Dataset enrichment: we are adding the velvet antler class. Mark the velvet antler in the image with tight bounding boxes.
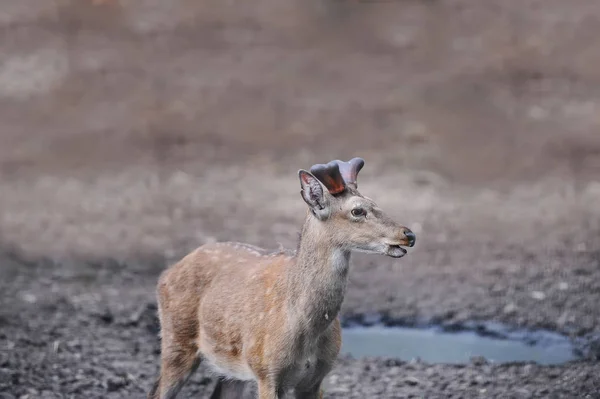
[336,157,364,188]
[309,157,365,195]
[310,161,346,195]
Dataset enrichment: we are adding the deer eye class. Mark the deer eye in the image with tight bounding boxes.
[351,208,366,217]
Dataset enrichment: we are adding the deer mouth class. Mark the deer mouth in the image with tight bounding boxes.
[386,244,408,258]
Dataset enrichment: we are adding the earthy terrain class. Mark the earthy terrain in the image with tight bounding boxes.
[1,0,600,398]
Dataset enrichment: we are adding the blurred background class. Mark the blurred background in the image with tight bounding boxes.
[1,0,600,398]
[1,0,600,258]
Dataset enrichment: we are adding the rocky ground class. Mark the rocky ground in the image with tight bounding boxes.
[1,243,600,399]
[2,0,600,398]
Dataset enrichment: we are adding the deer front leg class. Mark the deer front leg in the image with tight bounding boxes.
[148,326,201,399]
[257,379,280,399]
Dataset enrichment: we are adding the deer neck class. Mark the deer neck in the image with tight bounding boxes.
[286,213,351,336]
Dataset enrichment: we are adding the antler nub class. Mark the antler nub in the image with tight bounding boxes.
[310,161,346,195]
[310,157,365,195]
[336,157,365,187]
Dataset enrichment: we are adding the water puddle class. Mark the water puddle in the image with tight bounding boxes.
[341,323,580,365]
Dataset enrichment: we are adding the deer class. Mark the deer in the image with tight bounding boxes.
[148,157,416,399]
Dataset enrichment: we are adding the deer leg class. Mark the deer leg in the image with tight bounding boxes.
[147,377,160,399]
[210,378,256,399]
[208,378,224,399]
[257,379,280,399]
[294,384,323,399]
[152,343,201,399]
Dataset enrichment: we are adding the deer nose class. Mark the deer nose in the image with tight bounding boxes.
[403,229,416,247]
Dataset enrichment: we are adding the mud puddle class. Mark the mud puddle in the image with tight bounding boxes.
[341,322,581,365]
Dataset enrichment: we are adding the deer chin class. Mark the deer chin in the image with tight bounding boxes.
[352,244,408,258]
[385,244,408,258]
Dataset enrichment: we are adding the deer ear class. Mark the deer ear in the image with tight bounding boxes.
[298,170,330,219]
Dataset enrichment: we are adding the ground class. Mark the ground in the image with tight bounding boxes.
[1,0,600,398]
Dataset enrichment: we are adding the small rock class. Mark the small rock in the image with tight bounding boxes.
[530,291,546,300]
[557,311,570,327]
[558,282,569,291]
[105,377,126,392]
[96,309,114,324]
[490,284,504,295]
[470,356,488,366]
[21,294,37,304]
[405,376,420,386]
[475,375,489,386]
[503,302,517,315]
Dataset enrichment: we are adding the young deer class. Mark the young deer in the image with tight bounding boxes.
[148,158,416,399]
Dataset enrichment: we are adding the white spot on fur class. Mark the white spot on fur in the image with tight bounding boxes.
[222,242,264,256]
[265,287,272,295]
[325,313,329,320]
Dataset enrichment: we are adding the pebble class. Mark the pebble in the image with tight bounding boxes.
[405,376,420,386]
[470,356,488,366]
[558,282,569,291]
[530,291,546,300]
[21,294,37,304]
[105,377,127,392]
[503,302,518,314]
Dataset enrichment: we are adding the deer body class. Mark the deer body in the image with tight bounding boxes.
[149,158,416,399]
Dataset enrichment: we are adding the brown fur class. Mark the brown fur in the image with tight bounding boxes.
[148,159,415,399]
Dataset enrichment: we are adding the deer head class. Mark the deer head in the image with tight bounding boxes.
[298,157,416,258]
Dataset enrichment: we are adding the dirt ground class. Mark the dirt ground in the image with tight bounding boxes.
[1,0,600,398]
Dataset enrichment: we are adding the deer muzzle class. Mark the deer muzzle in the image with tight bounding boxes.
[403,229,416,247]
[385,227,416,258]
